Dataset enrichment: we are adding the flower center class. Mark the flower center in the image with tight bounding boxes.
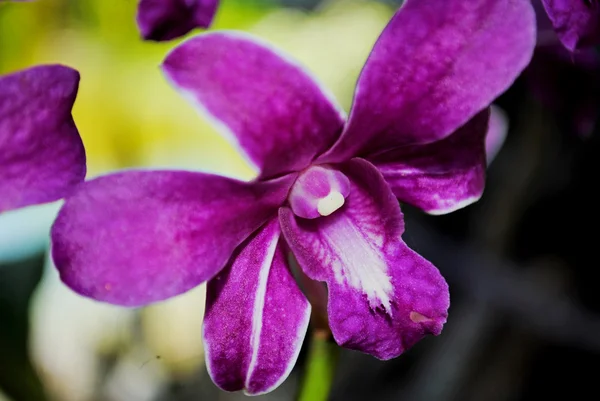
[288,165,350,219]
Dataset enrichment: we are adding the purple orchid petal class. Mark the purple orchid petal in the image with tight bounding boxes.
[541,0,600,51]
[280,159,449,359]
[486,105,509,165]
[137,0,219,42]
[321,0,535,162]
[51,170,295,307]
[162,32,345,179]
[204,219,310,395]
[0,65,86,213]
[371,109,489,215]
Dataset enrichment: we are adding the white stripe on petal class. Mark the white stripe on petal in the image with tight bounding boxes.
[245,233,279,389]
[426,194,482,215]
[321,214,393,314]
[247,304,311,396]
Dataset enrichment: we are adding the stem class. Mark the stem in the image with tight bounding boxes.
[297,330,339,401]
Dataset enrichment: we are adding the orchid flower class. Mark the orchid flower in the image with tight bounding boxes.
[0,65,85,214]
[540,0,600,51]
[137,0,219,41]
[51,0,535,395]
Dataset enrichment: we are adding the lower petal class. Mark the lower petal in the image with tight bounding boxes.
[51,170,294,306]
[203,219,310,395]
[371,109,489,215]
[280,159,449,360]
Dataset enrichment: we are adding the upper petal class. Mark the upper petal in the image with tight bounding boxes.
[541,0,600,51]
[321,0,536,162]
[371,109,489,215]
[204,219,310,395]
[280,159,449,359]
[0,65,86,213]
[136,0,219,41]
[51,170,294,306]
[162,32,345,179]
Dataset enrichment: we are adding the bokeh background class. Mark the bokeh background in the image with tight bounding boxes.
[1,0,599,400]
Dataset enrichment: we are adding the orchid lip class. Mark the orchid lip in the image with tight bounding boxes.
[288,165,351,219]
